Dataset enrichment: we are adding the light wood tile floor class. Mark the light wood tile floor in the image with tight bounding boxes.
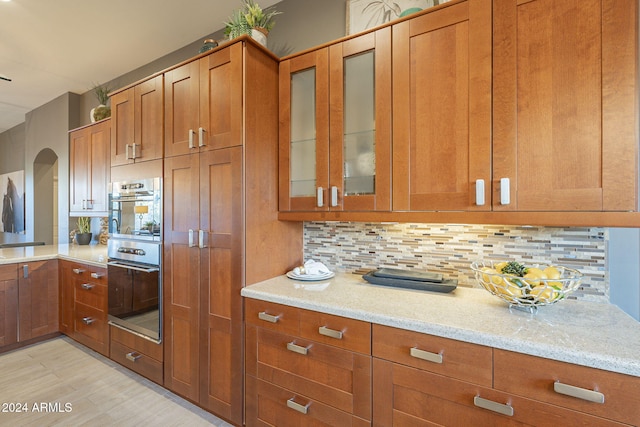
[0,337,233,426]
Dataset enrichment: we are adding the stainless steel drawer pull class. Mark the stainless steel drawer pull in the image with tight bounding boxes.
[82,317,95,325]
[81,283,94,290]
[287,342,310,355]
[90,272,103,279]
[410,347,443,364]
[258,311,280,323]
[126,352,141,362]
[474,396,514,417]
[318,326,343,340]
[554,381,605,404]
[72,268,85,274]
[287,397,310,415]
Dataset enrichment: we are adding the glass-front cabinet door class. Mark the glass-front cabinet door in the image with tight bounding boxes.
[279,28,391,212]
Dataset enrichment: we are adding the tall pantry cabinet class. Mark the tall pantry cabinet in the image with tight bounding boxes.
[163,39,302,425]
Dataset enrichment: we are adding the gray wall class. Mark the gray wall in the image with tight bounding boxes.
[609,229,640,320]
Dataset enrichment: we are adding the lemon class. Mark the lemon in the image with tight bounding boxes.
[494,262,508,273]
[530,286,557,302]
[544,266,561,280]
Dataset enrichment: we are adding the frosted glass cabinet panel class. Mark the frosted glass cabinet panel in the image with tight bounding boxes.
[279,27,391,212]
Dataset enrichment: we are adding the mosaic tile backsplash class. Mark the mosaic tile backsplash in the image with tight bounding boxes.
[303,222,608,303]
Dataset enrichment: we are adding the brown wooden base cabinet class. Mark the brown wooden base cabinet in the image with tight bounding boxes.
[372,324,639,426]
[245,299,372,426]
[0,264,18,348]
[59,260,108,356]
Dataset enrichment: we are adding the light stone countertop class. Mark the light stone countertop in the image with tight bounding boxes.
[242,272,640,378]
[0,243,108,268]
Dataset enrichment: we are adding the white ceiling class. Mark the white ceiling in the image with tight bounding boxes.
[0,0,279,134]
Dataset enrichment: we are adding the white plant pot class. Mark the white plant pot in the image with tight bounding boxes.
[251,28,268,47]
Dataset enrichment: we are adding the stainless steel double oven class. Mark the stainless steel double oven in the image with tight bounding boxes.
[107,177,162,342]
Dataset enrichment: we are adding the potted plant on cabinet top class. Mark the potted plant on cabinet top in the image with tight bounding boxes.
[224,0,282,47]
[75,217,92,245]
[91,83,111,122]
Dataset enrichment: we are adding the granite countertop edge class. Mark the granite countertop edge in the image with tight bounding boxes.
[0,243,108,268]
[242,273,640,378]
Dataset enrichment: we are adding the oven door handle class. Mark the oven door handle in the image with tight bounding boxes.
[107,261,160,273]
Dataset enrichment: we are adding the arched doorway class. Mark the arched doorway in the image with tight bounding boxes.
[33,149,58,245]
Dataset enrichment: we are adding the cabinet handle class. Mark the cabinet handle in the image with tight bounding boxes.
[82,317,95,325]
[125,143,130,160]
[500,177,510,205]
[475,179,485,206]
[318,326,343,340]
[81,283,94,290]
[188,229,195,248]
[330,186,338,207]
[286,397,310,415]
[316,187,324,207]
[198,229,207,248]
[188,129,195,149]
[474,396,514,416]
[132,143,137,159]
[90,272,103,279]
[126,352,141,362]
[198,127,206,147]
[410,347,443,364]
[72,268,85,274]
[554,381,605,404]
[287,341,310,355]
[258,311,280,323]
[22,265,28,279]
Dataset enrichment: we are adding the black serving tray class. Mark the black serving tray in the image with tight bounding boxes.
[363,271,457,293]
[372,267,443,283]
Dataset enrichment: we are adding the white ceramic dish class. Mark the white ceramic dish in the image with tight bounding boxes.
[286,271,335,281]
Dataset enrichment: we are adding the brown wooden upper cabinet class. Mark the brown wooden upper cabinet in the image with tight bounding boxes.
[493,0,638,212]
[164,44,243,158]
[279,27,392,212]
[392,0,492,212]
[110,75,163,166]
[69,119,110,214]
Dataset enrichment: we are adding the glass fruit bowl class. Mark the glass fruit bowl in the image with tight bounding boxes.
[470,260,582,310]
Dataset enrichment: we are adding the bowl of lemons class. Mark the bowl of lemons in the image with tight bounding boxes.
[470,260,582,310]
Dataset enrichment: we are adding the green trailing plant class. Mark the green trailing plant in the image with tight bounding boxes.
[77,217,91,234]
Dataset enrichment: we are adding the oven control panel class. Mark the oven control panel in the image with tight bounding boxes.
[117,247,146,256]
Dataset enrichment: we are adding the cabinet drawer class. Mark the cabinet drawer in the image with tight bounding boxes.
[494,349,640,425]
[74,280,106,310]
[245,298,300,336]
[110,340,163,385]
[69,264,107,286]
[299,309,371,354]
[372,324,493,387]
[74,303,107,344]
[373,358,627,427]
[246,375,371,427]
[111,325,162,361]
[246,324,371,420]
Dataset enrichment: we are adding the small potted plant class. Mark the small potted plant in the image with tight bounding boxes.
[224,0,281,46]
[75,217,92,245]
[91,83,111,122]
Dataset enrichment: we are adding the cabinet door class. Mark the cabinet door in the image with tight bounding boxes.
[18,260,58,341]
[110,87,135,166]
[279,48,330,211]
[164,61,201,158]
[0,264,18,347]
[493,0,637,211]
[163,153,201,401]
[392,0,492,211]
[70,121,110,214]
[58,260,75,335]
[198,147,243,424]
[199,43,243,151]
[134,75,163,162]
[329,28,392,211]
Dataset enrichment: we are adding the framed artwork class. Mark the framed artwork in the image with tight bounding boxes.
[347,0,450,34]
[0,170,25,233]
